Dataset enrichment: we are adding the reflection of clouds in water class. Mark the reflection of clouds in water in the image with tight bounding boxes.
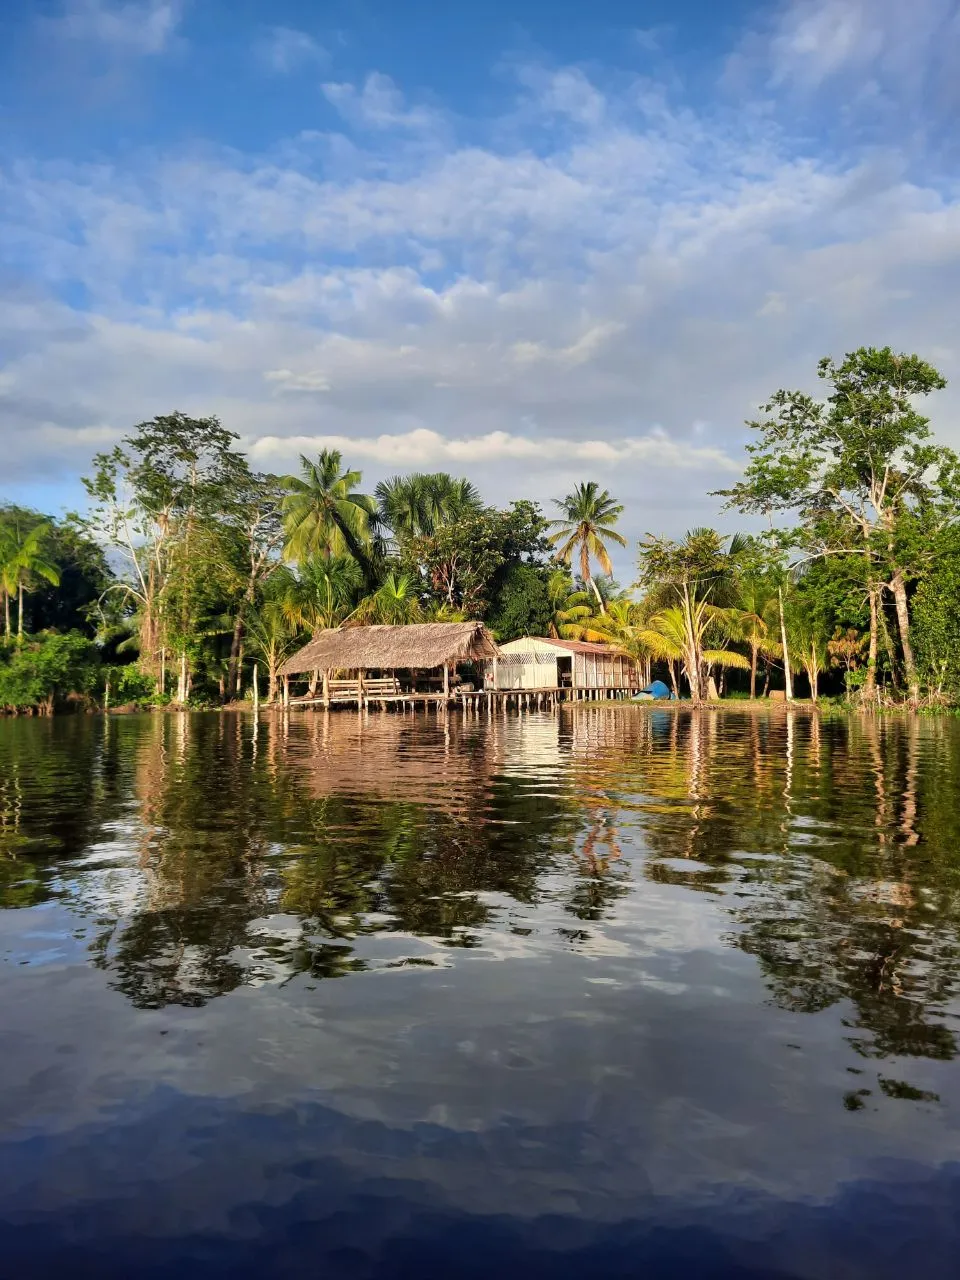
[2,706,960,1271]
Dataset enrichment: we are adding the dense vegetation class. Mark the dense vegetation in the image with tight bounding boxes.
[2,345,958,712]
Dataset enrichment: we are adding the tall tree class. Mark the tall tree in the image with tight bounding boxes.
[281,451,378,584]
[717,348,957,705]
[549,483,627,610]
[223,471,285,700]
[82,413,247,692]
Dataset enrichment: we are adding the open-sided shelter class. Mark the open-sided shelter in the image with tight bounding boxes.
[279,621,500,700]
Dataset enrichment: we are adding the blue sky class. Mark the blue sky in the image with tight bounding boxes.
[1,0,959,562]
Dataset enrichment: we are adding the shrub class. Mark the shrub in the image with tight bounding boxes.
[0,631,100,713]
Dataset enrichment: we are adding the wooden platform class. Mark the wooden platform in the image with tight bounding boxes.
[280,686,642,713]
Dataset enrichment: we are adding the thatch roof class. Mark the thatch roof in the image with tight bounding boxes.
[279,621,500,676]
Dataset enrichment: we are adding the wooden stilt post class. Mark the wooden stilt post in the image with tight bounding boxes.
[323,670,330,709]
[443,664,450,702]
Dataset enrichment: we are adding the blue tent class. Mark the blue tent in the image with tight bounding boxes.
[636,679,675,701]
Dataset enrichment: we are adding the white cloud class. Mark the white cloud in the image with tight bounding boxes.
[2,40,960,550]
[47,0,183,56]
[733,0,960,117]
[259,26,327,75]
[321,73,442,132]
[248,429,740,473]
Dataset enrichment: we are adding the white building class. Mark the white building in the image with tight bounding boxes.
[488,637,639,693]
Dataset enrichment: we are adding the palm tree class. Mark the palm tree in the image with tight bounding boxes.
[245,597,301,703]
[787,608,828,702]
[638,603,749,700]
[279,556,360,635]
[1,519,60,643]
[589,598,656,686]
[549,483,627,610]
[545,570,595,640]
[280,451,378,581]
[351,572,424,625]
[376,473,482,546]
[733,579,781,699]
[0,518,16,641]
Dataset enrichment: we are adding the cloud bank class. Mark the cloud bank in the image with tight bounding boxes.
[1,0,958,565]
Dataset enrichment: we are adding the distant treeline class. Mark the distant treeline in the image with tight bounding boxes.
[2,345,959,713]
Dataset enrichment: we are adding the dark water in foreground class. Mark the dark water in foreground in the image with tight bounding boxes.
[1,708,960,1278]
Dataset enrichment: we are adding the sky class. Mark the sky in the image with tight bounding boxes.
[1,0,959,575]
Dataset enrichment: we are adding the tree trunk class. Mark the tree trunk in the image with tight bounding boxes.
[226,610,245,703]
[878,606,900,691]
[807,648,819,702]
[177,650,189,704]
[681,583,701,702]
[3,590,9,640]
[17,581,24,643]
[890,571,919,705]
[750,644,758,699]
[777,585,792,701]
[864,581,878,700]
[668,661,679,699]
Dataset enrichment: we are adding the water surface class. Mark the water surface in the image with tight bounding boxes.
[1,708,959,1277]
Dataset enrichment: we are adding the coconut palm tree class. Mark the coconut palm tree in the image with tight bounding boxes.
[281,451,378,580]
[589,598,657,686]
[638,603,749,700]
[0,518,16,641]
[549,483,627,611]
[0,519,60,643]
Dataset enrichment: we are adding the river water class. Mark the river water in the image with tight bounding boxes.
[1,707,959,1277]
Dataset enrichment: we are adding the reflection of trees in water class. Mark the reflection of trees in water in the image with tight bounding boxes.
[5,706,960,1056]
[86,712,601,1007]
[572,706,960,1064]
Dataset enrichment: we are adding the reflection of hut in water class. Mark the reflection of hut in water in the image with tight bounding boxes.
[488,637,640,697]
[279,621,500,705]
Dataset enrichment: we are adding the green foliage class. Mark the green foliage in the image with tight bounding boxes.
[405,499,551,617]
[376,472,482,547]
[485,564,553,641]
[717,347,956,701]
[913,529,960,698]
[103,665,158,706]
[0,632,99,712]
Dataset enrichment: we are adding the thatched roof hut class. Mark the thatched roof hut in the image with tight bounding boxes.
[279,621,500,676]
